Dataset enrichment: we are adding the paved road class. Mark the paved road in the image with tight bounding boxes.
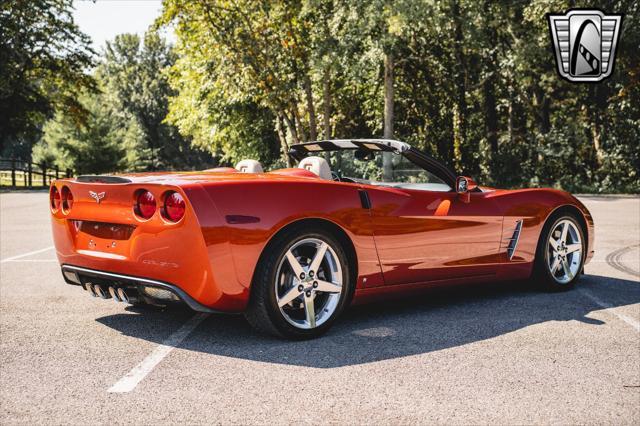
[1,192,638,424]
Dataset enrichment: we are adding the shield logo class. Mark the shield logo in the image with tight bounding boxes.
[548,9,623,82]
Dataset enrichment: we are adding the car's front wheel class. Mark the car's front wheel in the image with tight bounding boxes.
[533,212,585,290]
[245,225,353,339]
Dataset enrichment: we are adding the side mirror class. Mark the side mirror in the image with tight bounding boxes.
[455,176,477,203]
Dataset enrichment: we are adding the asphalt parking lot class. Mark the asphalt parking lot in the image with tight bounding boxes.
[1,192,638,424]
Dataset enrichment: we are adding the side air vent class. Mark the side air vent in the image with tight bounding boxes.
[76,175,132,183]
[506,220,523,260]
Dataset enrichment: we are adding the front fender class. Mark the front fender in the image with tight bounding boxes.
[490,188,594,265]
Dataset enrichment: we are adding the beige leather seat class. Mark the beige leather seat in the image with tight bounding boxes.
[235,159,263,173]
[298,156,332,180]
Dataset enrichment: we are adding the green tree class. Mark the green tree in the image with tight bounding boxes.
[0,0,95,159]
[161,0,332,166]
[99,32,211,170]
[35,31,213,173]
[32,92,145,175]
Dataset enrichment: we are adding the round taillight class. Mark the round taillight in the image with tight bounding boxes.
[61,186,73,213]
[135,190,156,220]
[50,186,61,212]
[163,191,186,222]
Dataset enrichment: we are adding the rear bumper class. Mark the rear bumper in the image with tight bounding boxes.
[61,264,224,313]
[50,182,251,312]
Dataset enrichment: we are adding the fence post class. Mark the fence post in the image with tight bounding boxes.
[11,159,16,187]
[55,165,59,179]
[23,168,27,187]
[42,163,46,187]
[66,168,72,178]
[28,163,32,187]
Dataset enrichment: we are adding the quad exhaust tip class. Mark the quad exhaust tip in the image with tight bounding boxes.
[108,286,119,301]
[107,286,132,304]
[116,287,130,303]
[83,282,112,300]
[81,280,146,305]
[84,282,97,297]
[93,284,110,299]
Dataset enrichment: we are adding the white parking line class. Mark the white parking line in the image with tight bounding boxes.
[108,313,210,393]
[580,289,640,332]
[3,259,57,263]
[0,246,54,263]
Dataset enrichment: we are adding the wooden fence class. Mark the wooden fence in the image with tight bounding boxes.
[0,158,73,188]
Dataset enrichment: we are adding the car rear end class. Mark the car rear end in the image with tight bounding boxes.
[49,175,222,312]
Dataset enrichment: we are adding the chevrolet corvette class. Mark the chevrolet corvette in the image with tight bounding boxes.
[50,139,594,339]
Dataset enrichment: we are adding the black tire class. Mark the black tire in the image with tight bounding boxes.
[244,225,354,339]
[532,211,586,291]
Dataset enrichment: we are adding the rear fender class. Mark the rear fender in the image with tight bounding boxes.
[194,180,384,300]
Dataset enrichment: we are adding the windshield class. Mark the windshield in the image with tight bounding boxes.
[311,150,451,192]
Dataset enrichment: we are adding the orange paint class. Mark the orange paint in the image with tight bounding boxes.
[434,199,451,216]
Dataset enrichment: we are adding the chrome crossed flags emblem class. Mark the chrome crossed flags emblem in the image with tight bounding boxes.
[89,191,106,204]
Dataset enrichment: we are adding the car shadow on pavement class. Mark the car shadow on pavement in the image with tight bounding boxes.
[96,274,640,368]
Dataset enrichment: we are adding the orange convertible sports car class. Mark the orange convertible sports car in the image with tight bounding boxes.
[50,139,594,339]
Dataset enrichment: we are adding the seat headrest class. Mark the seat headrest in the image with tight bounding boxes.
[298,156,332,180]
[235,159,263,173]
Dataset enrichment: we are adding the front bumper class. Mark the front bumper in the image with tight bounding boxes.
[61,264,223,314]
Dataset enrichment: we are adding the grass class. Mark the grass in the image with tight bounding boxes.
[0,171,53,187]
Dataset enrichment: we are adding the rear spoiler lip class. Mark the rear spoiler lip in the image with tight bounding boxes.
[76,175,132,184]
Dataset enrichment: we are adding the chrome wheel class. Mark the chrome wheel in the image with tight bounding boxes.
[275,238,343,329]
[547,219,583,284]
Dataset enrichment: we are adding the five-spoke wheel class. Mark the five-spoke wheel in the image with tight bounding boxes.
[534,213,585,290]
[276,238,343,329]
[245,226,352,339]
[546,219,583,284]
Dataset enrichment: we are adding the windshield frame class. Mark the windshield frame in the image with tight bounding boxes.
[289,139,457,189]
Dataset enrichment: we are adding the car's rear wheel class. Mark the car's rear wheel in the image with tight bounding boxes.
[533,212,585,290]
[244,226,353,339]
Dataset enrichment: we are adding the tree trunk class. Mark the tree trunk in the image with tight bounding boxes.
[588,84,607,167]
[303,75,317,141]
[532,85,550,169]
[322,67,332,162]
[451,0,467,173]
[292,104,306,142]
[276,113,293,167]
[508,88,514,145]
[322,68,332,139]
[282,114,300,145]
[483,1,499,181]
[280,109,300,168]
[484,78,498,153]
[383,52,394,181]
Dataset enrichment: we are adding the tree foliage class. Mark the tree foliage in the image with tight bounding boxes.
[0,0,96,159]
[99,33,211,169]
[34,32,213,172]
[3,0,638,192]
[32,92,143,175]
[161,0,639,192]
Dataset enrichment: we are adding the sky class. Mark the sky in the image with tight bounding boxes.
[72,0,174,51]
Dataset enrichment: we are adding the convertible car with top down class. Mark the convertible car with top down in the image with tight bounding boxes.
[50,139,594,339]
